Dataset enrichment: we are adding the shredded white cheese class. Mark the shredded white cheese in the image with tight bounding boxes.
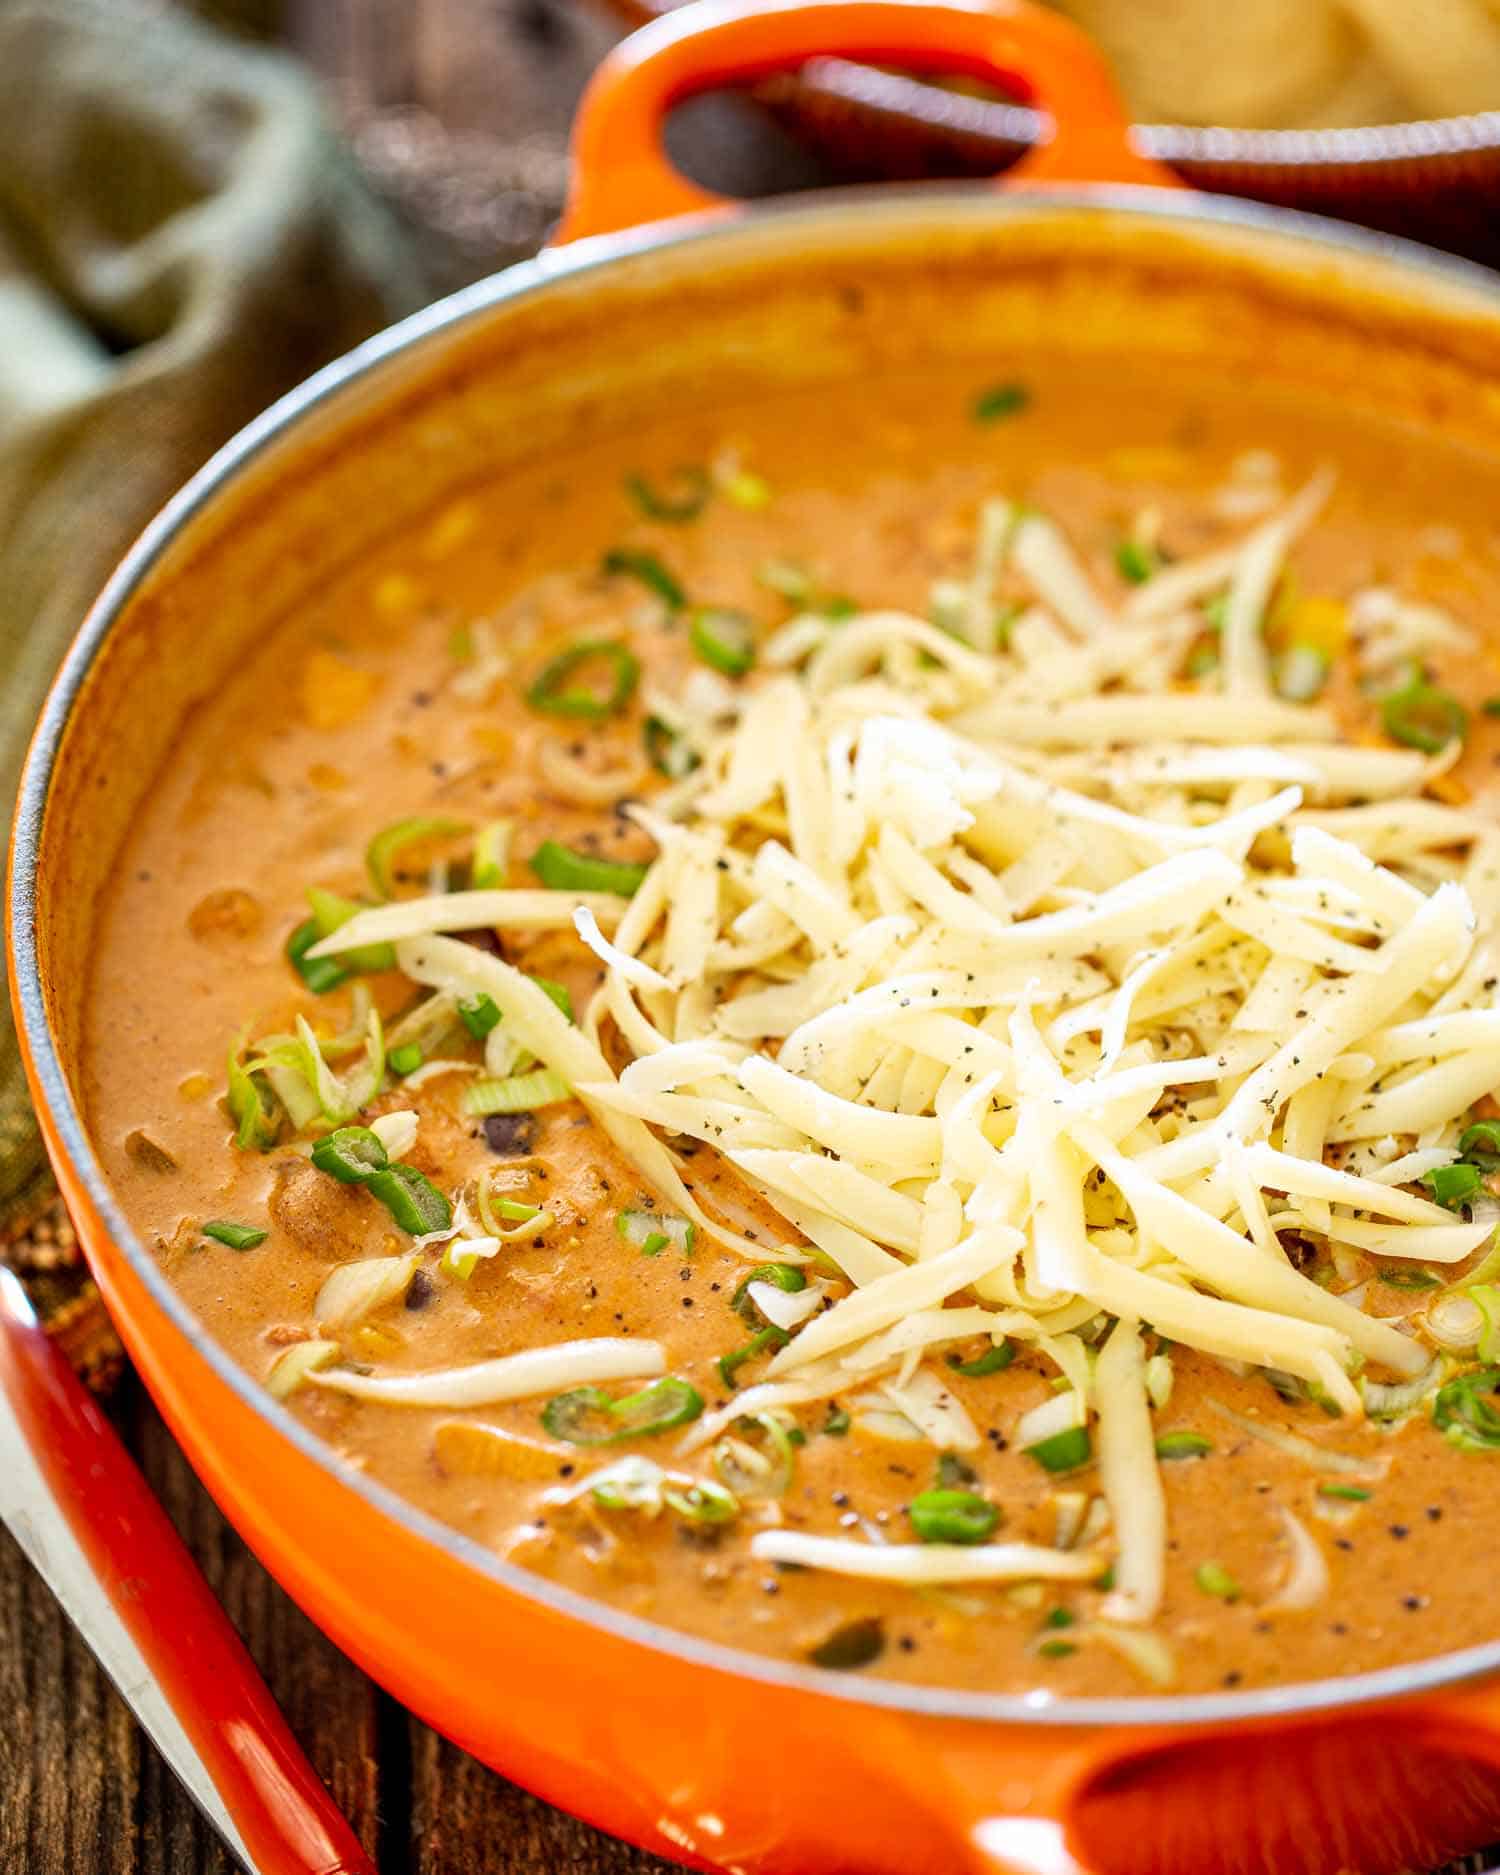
[316,474,1500,1612]
[308,1337,665,1407]
[748,1531,1108,1583]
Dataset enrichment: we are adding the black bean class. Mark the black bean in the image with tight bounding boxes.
[483,1112,538,1155]
[809,1616,885,1671]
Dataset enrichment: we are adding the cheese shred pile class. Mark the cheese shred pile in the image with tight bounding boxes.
[326,476,1500,1625]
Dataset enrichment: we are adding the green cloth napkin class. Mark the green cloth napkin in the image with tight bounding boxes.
[0,0,429,1221]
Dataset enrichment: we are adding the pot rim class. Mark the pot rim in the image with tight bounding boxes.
[15,181,1500,1732]
[774,64,1500,173]
[1139,107,1500,171]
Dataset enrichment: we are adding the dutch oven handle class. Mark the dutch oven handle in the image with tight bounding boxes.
[552,0,1180,246]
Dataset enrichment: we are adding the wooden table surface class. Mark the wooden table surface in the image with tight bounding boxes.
[1,4,825,1871]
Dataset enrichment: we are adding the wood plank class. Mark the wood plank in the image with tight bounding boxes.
[407,1722,681,1874]
[0,1523,140,1875]
[130,1385,385,1871]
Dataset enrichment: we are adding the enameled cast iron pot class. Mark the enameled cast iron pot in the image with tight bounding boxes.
[16,5,1500,1871]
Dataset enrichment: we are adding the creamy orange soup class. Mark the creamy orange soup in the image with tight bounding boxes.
[86,363,1500,1697]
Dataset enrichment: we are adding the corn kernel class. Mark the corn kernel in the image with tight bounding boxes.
[299,649,378,729]
[373,572,422,617]
[423,500,478,560]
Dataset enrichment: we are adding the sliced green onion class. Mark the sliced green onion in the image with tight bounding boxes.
[1154,1430,1213,1461]
[1024,1425,1093,1474]
[287,917,350,995]
[530,976,574,1022]
[530,839,648,896]
[1044,1606,1076,1630]
[644,714,700,779]
[259,1014,356,1125]
[365,1162,452,1236]
[311,1125,389,1184]
[755,558,855,618]
[306,887,398,974]
[1379,1265,1443,1290]
[459,993,502,1041]
[248,1040,322,1133]
[1318,1482,1372,1502]
[662,1478,739,1522]
[341,1005,386,1117]
[972,382,1029,423]
[1470,1283,1500,1364]
[1433,1366,1500,1451]
[717,1325,788,1389]
[495,1197,543,1223]
[201,1219,267,1250]
[1144,1351,1174,1410]
[461,1068,570,1116]
[731,1263,807,1324]
[1114,541,1158,585]
[467,1168,549,1244]
[389,1043,423,1076]
[1460,1120,1500,1172]
[365,816,470,899]
[823,1405,851,1437]
[714,1412,798,1498]
[226,1036,279,1151]
[267,1338,339,1400]
[601,548,684,611]
[311,982,377,1062]
[1195,1561,1242,1601]
[945,1340,1015,1378]
[542,1375,703,1444]
[1037,1639,1077,1660]
[526,638,640,720]
[617,1208,694,1257]
[1275,643,1330,703]
[1381,677,1467,754]
[1185,643,1220,679]
[1202,592,1229,633]
[689,607,756,678]
[1485,697,1500,718]
[625,466,710,522]
[587,1457,666,1510]
[470,819,513,891]
[757,558,814,603]
[907,1489,999,1545]
[385,990,463,1064]
[1421,1162,1484,1211]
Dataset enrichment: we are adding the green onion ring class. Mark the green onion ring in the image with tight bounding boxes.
[542,1376,703,1444]
[530,839,649,896]
[1380,677,1467,754]
[311,1125,389,1184]
[526,638,640,720]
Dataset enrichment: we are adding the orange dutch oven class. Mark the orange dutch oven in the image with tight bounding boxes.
[15,4,1500,1872]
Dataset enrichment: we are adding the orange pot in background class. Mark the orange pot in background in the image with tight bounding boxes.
[594,0,1500,272]
[16,6,1500,1871]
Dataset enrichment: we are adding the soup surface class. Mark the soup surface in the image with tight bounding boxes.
[86,362,1500,1698]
